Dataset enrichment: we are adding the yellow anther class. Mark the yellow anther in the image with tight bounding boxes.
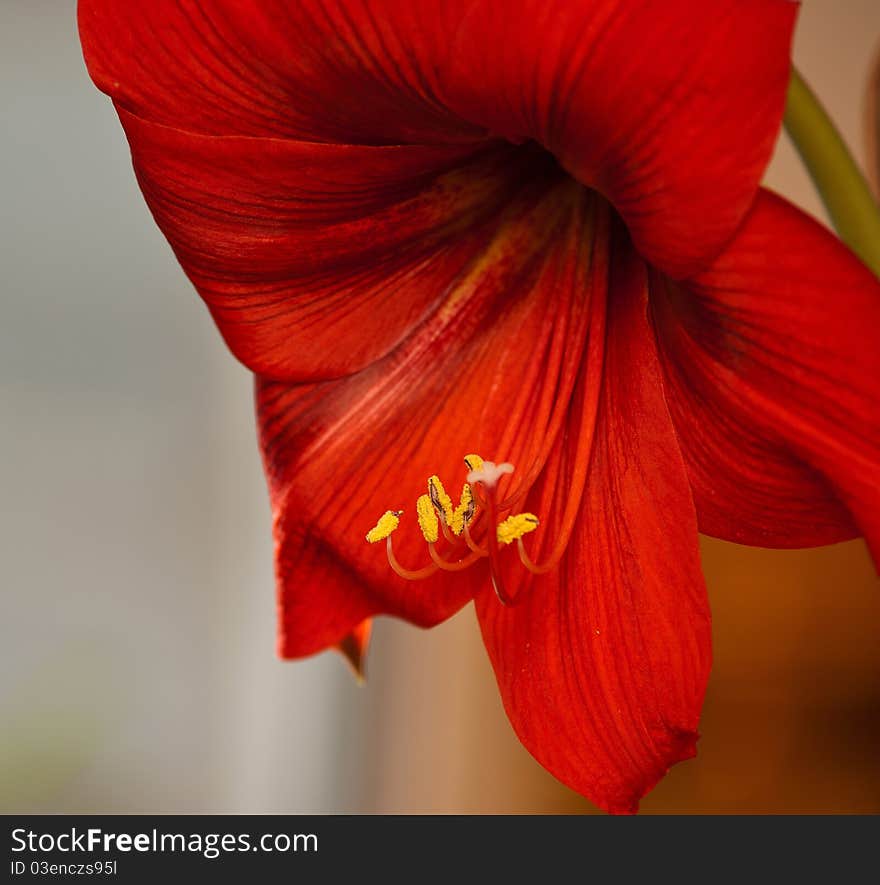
[496,513,540,546]
[463,453,484,472]
[416,494,439,544]
[365,510,402,544]
[450,484,475,536]
[428,475,454,524]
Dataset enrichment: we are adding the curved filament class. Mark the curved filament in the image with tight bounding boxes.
[428,543,485,572]
[517,537,558,575]
[464,521,488,556]
[386,536,438,581]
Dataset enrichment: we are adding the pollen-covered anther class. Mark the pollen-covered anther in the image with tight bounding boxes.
[365,510,402,543]
[463,453,484,473]
[450,483,475,536]
[497,513,540,546]
[427,475,455,524]
[363,454,556,599]
[416,494,439,543]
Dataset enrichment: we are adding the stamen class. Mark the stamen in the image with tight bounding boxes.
[365,510,403,544]
[517,537,556,575]
[386,535,438,581]
[464,521,488,556]
[463,454,488,508]
[365,452,559,598]
[463,453,484,472]
[450,483,475,536]
[416,494,439,544]
[428,475,455,525]
[427,542,485,572]
[440,520,457,544]
[497,513,540,545]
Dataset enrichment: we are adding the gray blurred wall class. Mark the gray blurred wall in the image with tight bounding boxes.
[1,0,372,813]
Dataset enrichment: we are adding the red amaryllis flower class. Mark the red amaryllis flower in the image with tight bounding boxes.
[79,0,880,813]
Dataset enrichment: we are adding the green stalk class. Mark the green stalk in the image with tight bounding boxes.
[783,65,880,277]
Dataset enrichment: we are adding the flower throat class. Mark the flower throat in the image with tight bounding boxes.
[365,454,557,606]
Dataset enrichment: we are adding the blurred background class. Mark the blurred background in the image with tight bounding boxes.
[1,0,878,814]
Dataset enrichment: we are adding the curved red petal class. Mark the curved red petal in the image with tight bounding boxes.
[652,189,880,559]
[476,225,711,814]
[442,0,796,277]
[81,0,795,281]
[78,0,482,143]
[119,109,530,379]
[261,184,606,657]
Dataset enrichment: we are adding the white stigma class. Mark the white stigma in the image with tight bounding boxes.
[466,460,514,488]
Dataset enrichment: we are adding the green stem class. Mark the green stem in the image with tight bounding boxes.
[783,65,880,277]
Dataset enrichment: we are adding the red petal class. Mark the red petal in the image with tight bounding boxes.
[652,190,880,560]
[78,0,482,143]
[441,0,796,277]
[476,224,711,814]
[259,185,605,657]
[81,0,795,280]
[119,110,530,379]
